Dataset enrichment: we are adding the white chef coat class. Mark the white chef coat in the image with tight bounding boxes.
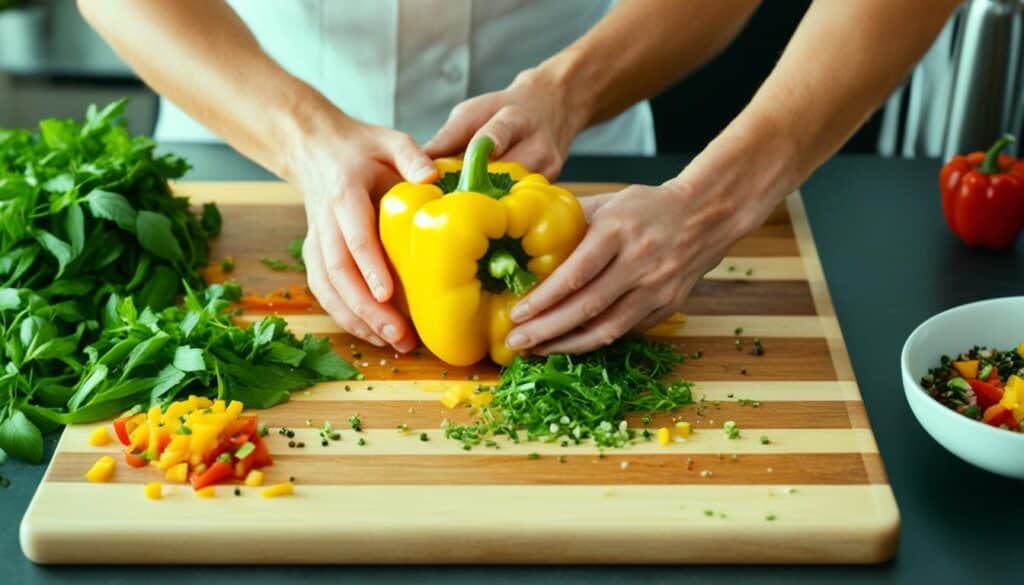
[154,0,656,156]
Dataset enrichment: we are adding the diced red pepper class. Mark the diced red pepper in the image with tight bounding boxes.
[190,460,235,491]
[982,404,1017,428]
[987,369,1004,388]
[112,418,132,446]
[969,379,1005,409]
[124,450,148,468]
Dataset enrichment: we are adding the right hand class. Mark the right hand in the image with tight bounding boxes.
[286,114,437,352]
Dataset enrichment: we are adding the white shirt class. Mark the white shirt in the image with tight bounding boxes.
[155,0,656,156]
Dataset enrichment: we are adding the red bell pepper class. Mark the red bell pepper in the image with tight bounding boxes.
[982,404,1017,428]
[190,460,235,490]
[124,450,148,468]
[968,378,1004,409]
[940,134,1024,250]
[112,418,133,446]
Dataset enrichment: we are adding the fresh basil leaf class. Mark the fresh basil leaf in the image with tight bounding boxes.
[0,288,23,311]
[172,345,206,372]
[85,189,137,231]
[136,265,179,309]
[41,173,74,193]
[120,331,170,378]
[0,410,43,464]
[179,311,201,338]
[67,364,109,410]
[136,211,184,263]
[150,364,186,403]
[64,203,85,258]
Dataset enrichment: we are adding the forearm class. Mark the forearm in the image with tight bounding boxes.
[679,0,959,220]
[529,0,760,134]
[78,0,336,181]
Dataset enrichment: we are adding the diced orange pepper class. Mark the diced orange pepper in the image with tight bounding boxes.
[953,360,980,379]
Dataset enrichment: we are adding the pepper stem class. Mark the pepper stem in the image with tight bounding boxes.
[487,250,536,296]
[980,134,1016,175]
[455,137,505,198]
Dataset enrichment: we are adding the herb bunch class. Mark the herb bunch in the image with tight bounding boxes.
[0,99,220,307]
[444,338,694,449]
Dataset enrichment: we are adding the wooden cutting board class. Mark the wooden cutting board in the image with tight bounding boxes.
[20,182,899,564]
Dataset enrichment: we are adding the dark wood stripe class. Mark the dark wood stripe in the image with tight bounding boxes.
[47,452,883,486]
[253,400,864,430]
[325,336,838,382]
[682,280,816,316]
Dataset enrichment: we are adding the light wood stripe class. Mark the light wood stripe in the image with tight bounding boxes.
[19,483,899,564]
[62,426,878,456]
[705,257,806,281]
[239,313,833,339]
[47,451,886,486]
[263,380,865,403]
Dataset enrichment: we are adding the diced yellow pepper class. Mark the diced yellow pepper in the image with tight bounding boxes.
[953,360,980,380]
[144,481,162,500]
[147,405,162,425]
[196,486,216,498]
[468,390,493,408]
[211,399,226,413]
[165,462,188,483]
[244,469,265,487]
[999,379,1024,420]
[162,400,192,425]
[674,421,692,438]
[193,396,213,409]
[260,482,294,498]
[1018,341,1024,359]
[88,426,111,447]
[225,400,244,417]
[129,424,148,450]
[656,427,671,447]
[85,455,116,483]
[158,449,187,471]
[440,389,463,410]
[189,422,219,455]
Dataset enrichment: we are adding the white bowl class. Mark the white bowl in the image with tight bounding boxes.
[901,296,1024,479]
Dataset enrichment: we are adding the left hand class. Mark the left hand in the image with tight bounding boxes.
[503,178,767,355]
[424,69,586,180]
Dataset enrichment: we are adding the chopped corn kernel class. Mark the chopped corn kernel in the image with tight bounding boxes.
[244,469,265,487]
[88,426,111,447]
[85,455,116,483]
[260,482,294,498]
[144,481,162,500]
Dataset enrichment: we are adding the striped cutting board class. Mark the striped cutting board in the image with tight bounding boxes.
[20,182,899,564]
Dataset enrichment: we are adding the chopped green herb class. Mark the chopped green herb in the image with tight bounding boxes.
[723,420,741,439]
[220,257,235,272]
[235,441,255,459]
[734,327,744,336]
[759,434,771,445]
[349,414,362,432]
[357,437,366,446]
[765,514,777,522]
[527,452,540,460]
[419,432,429,442]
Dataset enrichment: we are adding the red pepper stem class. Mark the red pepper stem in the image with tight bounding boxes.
[979,134,1016,175]
[455,137,505,198]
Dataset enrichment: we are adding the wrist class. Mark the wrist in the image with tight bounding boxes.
[516,52,595,148]
[274,86,356,184]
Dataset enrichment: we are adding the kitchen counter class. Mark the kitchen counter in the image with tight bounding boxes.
[4,144,1021,584]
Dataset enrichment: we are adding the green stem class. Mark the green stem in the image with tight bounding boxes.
[980,134,1016,174]
[487,250,536,296]
[455,137,505,198]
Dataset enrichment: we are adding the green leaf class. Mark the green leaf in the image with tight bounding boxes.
[172,346,206,372]
[85,189,137,231]
[136,265,179,309]
[288,237,304,262]
[301,350,358,380]
[120,331,170,378]
[64,203,86,258]
[67,364,109,410]
[265,341,306,367]
[136,211,184,263]
[41,173,74,193]
[201,203,222,237]
[33,229,74,277]
[0,288,23,311]
[150,364,186,403]
[0,410,44,463]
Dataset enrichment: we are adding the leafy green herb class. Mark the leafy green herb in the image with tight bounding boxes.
[260,257,304,272]
[723,420,740,439]
[443,338,694,450]
[349,413,362,432]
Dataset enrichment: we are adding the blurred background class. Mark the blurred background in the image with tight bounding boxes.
[1,0,1021,158]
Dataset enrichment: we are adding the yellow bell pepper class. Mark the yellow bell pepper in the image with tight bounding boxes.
[953,360,979,379]
[1000,375,1024,420]
[380,137,587,366]
[88,426,111,447]
[85,455,116,483]
[144,481,163,500]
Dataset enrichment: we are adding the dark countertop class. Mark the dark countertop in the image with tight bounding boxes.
[5,144,1022,584]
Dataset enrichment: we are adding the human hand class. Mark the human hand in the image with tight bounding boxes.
[504,176,778,355]
[286,114,437,352]
[424,68,587,180]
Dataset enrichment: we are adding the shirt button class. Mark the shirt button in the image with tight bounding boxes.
[442,62,464,83]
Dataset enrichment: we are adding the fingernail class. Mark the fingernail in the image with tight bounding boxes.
[368,336,387,347]
[412,165,436,183]
[367,273,386,302]
[510,302,530,322]
[506,332,527,349]
[381,323,401,343]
